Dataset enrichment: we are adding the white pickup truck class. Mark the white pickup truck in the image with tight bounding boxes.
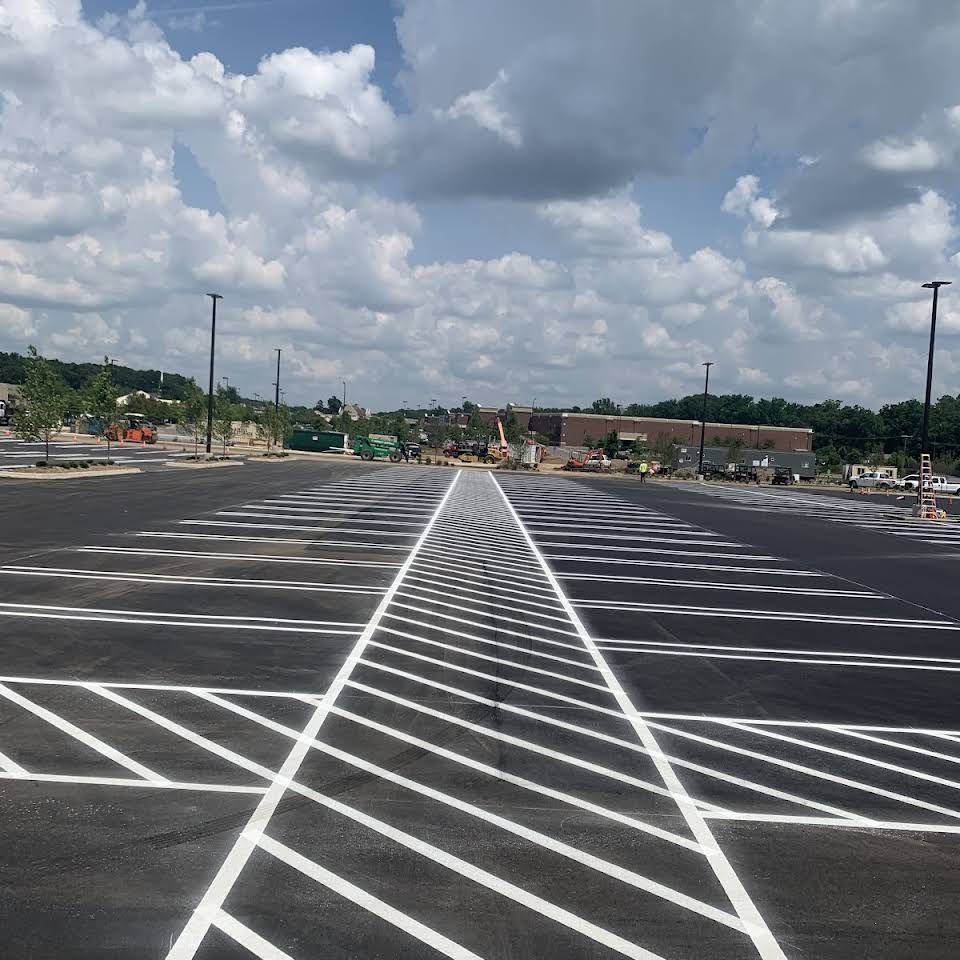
[898,474,960,494]
[848,471,899,490]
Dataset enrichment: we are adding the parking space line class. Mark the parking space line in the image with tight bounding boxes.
[0,675,326,700]
[492,475,789,960]
[212,910,296,960]
[219,510,427,527]
[0,749,27,774]
[181,520,419,538]
[164,471,461,960]
[0,682,165,782]
[0,771,267,794]
[547,555,817,575]
[376,626,607,688]
[561,573,877,597]
[135,532,411,551]
[204,692,735,922]
[78,546,402,569]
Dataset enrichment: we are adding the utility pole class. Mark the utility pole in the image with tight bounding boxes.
[205,293,222,455]
[342,380,347,416]
[697,361,714,478]
[920,281,951,458]
[274,349,281,413]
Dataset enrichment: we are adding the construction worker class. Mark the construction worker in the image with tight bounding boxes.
[639,460,649,483]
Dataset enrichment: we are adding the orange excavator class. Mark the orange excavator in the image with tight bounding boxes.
[106,414,157,444]
[563,448,611,471]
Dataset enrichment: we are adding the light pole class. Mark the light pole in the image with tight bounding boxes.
[920,281,951,459]
[900,433,910,463]
[697,362,714,478]
[342,380,347,415]
[617,404,622,455]
[205,293,222,454]
[274,349,281,413]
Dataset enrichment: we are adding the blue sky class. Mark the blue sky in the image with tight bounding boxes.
[0,1,958,409]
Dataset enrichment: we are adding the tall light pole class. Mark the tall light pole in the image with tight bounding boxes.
[205,293,222,455]
[920,281,951,458]
[342,380,347,415]
[697,361,714,478]
[274,349,281,413]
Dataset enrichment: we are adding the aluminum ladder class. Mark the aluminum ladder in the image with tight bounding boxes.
[917,453,940,519]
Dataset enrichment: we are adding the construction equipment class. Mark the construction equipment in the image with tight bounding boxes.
[771,466,794,485]
[106,414,156,444]
[353,435,403,462]
[563,448,611,472]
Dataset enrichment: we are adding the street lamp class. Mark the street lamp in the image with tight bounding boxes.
[920,281,951,458]
[205,293,222,454]
[697,362,714,478]
[274,349,281,413]
[342,380,347,414]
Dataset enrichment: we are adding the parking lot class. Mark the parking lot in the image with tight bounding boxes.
[1,464,958,959]
[0,433,201,470]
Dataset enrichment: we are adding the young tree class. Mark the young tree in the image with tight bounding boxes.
[327,395,342,415]
[213,386,237,456]
[13,346,68,464]
[180,380,207,455]
[83,359,120,460]
[257,403,291,452]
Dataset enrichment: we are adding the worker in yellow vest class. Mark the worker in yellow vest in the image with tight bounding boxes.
[639,460,649,483]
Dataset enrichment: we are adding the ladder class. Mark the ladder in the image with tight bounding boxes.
[917,453,940,519]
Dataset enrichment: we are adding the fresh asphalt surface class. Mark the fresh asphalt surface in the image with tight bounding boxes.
[1,464,959,959]
[0,433,205,470]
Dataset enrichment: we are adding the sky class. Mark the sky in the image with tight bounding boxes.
[2,1,960,410]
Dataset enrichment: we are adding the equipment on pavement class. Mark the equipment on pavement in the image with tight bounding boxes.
[106,414,156,444]
[353,435,403,462]
[563,448,611,471]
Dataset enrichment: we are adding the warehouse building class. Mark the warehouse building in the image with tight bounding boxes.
[527,411,812,453]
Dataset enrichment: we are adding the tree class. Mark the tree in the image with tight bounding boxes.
[726,437,746,464]
[83,359,119,460]
[13,346,68,464]
[180,379,207,455]
[257,403,291,451]
[327,395,342,415]
[652,431,676,465]
[601,430,620,458]
[213,386,238,456]
[591,397,618,415]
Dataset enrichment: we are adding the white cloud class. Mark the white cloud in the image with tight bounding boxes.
[441,69,522,147]
[863,137,941,173]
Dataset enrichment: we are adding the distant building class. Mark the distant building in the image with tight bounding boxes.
[529,411,812,453]
[117,390,173,406]
[342,403,369,420]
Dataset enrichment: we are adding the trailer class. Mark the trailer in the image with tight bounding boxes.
[287,429,349,453]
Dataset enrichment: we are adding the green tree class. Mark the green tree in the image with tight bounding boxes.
[83,359,120,460]
[327,395,342,415]
[651,431,676,465]
[213,386,237,456]
[257,403,292,451]
[726,437,746,464]
[180,379,207,455]
[591,397,618,415]
[13,346,68,464]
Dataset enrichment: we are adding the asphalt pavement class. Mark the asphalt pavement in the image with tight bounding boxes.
[1,464,958,959]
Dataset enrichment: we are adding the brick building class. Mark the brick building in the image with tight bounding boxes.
[528,411,812,453]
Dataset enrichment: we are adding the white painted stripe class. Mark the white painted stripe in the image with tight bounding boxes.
[134,532,410,551]
[393,591,579,636]
[404,572,572,611]
[574,601,955,629]
[181,519,417,538]
[827,727,960,767]
[415,547,552,582]
[0,749,27,774]
[399,580,576,623]
[0,567,385,594]
[355,660,860,820]
[409,561,556,597]
[593,645,960,672]
[0,771,266,794]
[491,476,789,960]
[79,546,401,569]
[204,692,730,920]
[164,470,460,960]
[211,911,296,960]
[368,640,622,716]
[547,555,802,573]
[382,610,593,660]
[376,625,607,688]
[549,544,780,560]
[0,682,164,782]
[250,840,483,960]
[717,719,960,794]
[560,574,876,598]
[345,679,723,811]
[219,510,426,527]
[0,674,326,700]
[646,719,960,821]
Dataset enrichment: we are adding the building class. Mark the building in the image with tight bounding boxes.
[528,411,812,453]
[117,390,173,406]
[675,444,817,479]
[342,403,369,420]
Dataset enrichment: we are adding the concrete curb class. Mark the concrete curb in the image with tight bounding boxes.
[0,466,142,480]
[165,459,244,469]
